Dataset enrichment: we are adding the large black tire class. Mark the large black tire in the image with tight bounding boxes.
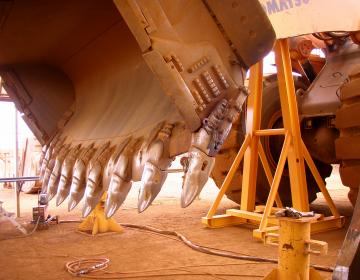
[335,69,360,206]
[255,79,332,205]
[212,78,332,205]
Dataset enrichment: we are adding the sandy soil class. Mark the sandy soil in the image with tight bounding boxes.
[0,167,353,280]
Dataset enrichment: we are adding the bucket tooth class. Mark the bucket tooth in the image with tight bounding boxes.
[56,188,68,206]
[104,139,137,218]
[105,163,132,218]
[102,137,131,189]
[82,164,105,217]
[137,123,174,213]
[39,144,48,179]
[41,161,55,193]
[138,162,167,213]
[67,144,96,211]
[55,145,82,206]
[180,127,214,208]
[82,142,113,217]
[68,176,86,211]
[46,144,70,201]
[180,96,243,207]
[40,138,58,179]
[40,136,65,181]
[180,146,215,207]
[41,138,67,192]
[105,177,131,218]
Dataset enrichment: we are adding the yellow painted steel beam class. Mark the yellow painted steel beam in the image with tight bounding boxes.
[301,140,340,218]
[259,132,291,232]
[206,134,251,218]
[310,216,345,234]
[254,128,286,136]
[255,205,283,213]
[201,214,246,228]
[274,39,309,211]
[227,209,278,224]
[241,61,263,211]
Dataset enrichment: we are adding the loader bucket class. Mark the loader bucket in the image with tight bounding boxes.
[0,0,275,213]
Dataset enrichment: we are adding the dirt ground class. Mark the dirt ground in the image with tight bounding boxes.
[0,167,354,280]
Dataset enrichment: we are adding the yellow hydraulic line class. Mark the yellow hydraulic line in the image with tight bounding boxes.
[301,140,340,218]
[259,133,291,232]
[206,134,251,218]
[258,142,283,208]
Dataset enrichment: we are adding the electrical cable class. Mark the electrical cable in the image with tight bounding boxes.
[119,223,333,273]
[1,217,334,276]
[60,220,333,273]
[0,216,40,241]
[66,257,110,277]
[65,258,265,279]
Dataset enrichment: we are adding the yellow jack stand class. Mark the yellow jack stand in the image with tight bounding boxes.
[78,193,123,235]
[202,39,344,238]
[264,215,327,280]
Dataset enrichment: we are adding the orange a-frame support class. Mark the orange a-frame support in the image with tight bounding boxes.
[202,39,344,239]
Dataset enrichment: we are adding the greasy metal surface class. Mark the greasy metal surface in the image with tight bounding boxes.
[116,0,262,130]
[301,119,338,164]
[335,67,360,206]
[204,0,275,68]
[299,42,360,118]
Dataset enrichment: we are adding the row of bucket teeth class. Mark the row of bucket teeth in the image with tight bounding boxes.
[40,122,215,218]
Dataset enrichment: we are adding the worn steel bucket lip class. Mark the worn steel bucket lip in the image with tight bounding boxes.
[68,193,84,212]
[56,191,68,206]
[81,182,103,217]
[82,192,103,218]
[56,178,72,206]
[137,195,153,213]
[46,191,56,202]
[180,188,200,208]
[104,195,127,218]
[104,190,130,218]
[104,200,119,218]
[137,163,167,213]
[137,181,161,213]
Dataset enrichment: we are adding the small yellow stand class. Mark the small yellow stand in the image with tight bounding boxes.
[78,193,123,235]
[264,215,327,280]
[202,39,344,238]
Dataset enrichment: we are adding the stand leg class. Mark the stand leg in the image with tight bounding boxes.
[241,61,263,211]
[274,39,309,211]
